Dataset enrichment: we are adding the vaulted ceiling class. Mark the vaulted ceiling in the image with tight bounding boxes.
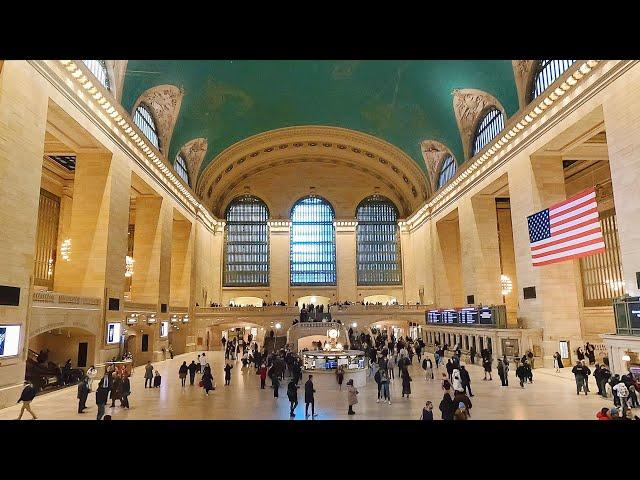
[121,61,520,179]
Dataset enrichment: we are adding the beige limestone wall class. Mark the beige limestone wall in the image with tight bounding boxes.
[496,205,519,324]
[170,219,193,307]
[432,218,464,307]
[458,195,503,306]
[268,223,290,303]
[336,224,357,302]
[0,61,50,407]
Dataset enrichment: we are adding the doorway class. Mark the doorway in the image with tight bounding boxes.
[77,342,88,367]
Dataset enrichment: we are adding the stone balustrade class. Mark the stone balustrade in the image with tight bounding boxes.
[329,304,431,314]
[32,291,101,307]
[196,305,299,315]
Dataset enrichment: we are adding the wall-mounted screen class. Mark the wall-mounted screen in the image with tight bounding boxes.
[160,321,168,337]
[0,325,21,358]
[106,322,121,345]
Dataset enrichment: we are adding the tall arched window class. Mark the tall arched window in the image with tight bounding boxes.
[530,59,576,102]
[437,155,456,189]
[133,103,160,150]
[471,107,505,156]
[174,153,190,186]
[290,196,336,285]
[223,196,269,286]
[82,60,110,91]
[356,196,402,286]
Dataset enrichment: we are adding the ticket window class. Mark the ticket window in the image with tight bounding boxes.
[559,340,571,365]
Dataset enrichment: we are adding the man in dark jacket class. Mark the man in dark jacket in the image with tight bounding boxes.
[304,375,317,418]
[287,379,299,417]
[460,365,473,396]
[439,392,455,420]
[187,360,198,386]
[16,382,37,420]
[77,377,89,413]
[571,361,587,395]
[120,375,131,409]
[453,390,473,417]
[95,380,109,420]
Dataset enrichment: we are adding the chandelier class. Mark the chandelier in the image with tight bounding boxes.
[125,255,135,277]
[500,274,513,296]
[60,239,72,261]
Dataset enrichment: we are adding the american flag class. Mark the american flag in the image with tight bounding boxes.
[527,187,605,267]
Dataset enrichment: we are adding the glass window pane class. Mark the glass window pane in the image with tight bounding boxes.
[133,103,160,150]
[472,107,505,157]
[531,60,576,102]
[82,60,110,91]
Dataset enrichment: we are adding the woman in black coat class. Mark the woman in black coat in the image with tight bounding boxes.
[202,371,214,396]
[121,375,131,409]
[287,379,299,417]
[439,392,455,420]
[401,368,412,397]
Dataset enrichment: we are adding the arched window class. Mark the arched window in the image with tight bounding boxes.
[133,103,160,150]
[82,60,110,91]
[530,59,576,102]
[471,107,505,157]
[437,155,456,189]
[223,196,269,286]
[290,196,336,285]
[356,196,402,286]
[174,153,190,186]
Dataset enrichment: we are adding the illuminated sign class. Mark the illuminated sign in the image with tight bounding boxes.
[106,322,121,344]
[0,325,21,358]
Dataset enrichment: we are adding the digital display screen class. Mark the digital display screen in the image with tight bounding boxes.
[459,308,478,324]
[479,308,493,325]
[427,310,441,324]
[106,322,121,345]
[442,310,458,324]
[0,325,21,357]
[627,302,640,329]
[160,321,168,337]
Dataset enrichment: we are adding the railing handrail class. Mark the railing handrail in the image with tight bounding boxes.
[329,304,431,313]
[196,306,299,314]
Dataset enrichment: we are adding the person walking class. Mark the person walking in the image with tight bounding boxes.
[287,378,299,417]
[422,357,434,381]
[95,373,111,420]
[420,401,434,420]
[439,392,455,420]
[224,363,233,386]
[446,359,454,381]
[120,374,131,409]
[613,381,630,418]
[346,379,359,415]
[168,344,174,359]
[401,367,412,398]
[459,365,474,397]
[497,359,507,387]
[515,362,528,388]
[199,353,207,374]
[77,376,89,413]
[483,356,492,381]
[571,361,587,395]
[16,382,38,420]
[582,361,591,393]
[553,352,564,373]
[454,402,470,420]
[380,368,391,404]
[144,361,154,388]
[258,363,268,389]
[453,390,473,418]
[451,368,463,392]
[336,365,344,390]
[469,345,476,365]
[153,369,162,388]
[86,365,97,391]
[305,375,317,418]
[201,368,214,396]
[179,361,188,387]
[387,353,396,381]
[110,372,122,408]
[187,360,197,386]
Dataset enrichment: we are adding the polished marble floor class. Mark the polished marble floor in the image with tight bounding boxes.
[0,351,624,420]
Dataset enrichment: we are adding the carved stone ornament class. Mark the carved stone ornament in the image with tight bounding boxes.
[452,88,506,160]
[512,60,537,109]
[420,139,455,194]
[180,137,208,186]
[133,84,184,156]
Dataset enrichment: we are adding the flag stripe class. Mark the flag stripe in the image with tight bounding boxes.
[550,206,599,227]
[549,191,596,216]
[550,212,600,234]
[532,241,606,264]
[548,187,596,212]
[531,228,603,252]
[532,236,605,258]
[532,223,602,248]
[532,245,606,266]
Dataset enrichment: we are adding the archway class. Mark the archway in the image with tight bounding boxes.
[362,294,398,305]
[228,296,264,307]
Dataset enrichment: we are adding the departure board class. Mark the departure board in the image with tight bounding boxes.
[458,308,478,324]
[442,309,458,324]
[426,310,442,324]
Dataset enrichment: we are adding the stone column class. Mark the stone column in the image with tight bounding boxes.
[432,218,464,307]
[0,60,49,407]
[268,220,290,304]
[400,223,414,304]
[170,218,193,308]
[335,221,357,303]
[458,195,503,306]
[603,77,640,296]
[509,154,582,367]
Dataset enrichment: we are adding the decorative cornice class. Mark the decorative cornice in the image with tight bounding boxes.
[38,60,222,235]
[133,84,184,157]
[105,60,128,102]
[180,137,208,185]
[452,88,506,161]
[420,139,455,194]
[400,60,604,232]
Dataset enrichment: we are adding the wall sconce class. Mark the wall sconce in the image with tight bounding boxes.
[275,323,282,330]
[60,239,72,261]
[622,354,631,362]
[501,274,513,296]
[182,315,189,324]
[351,322,357,328]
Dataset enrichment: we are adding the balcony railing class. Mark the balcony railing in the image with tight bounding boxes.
[329,304,430,314]
[32,291,101,308]
[196,305,299,315]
